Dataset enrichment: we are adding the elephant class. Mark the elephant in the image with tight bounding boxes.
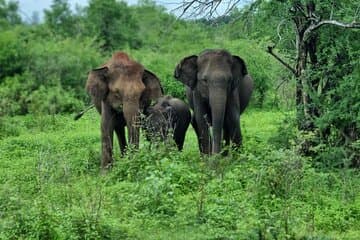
[85,51,163,169]
[143,95,191,151]
[174,49,254,154]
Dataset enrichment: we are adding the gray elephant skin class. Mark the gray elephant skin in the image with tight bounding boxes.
[144,95,191,151]
[86,51,163,170]
[174,49,254,154]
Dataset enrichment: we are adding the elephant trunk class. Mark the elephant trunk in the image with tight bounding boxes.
[210,87,227,154]
[123,100,141,147]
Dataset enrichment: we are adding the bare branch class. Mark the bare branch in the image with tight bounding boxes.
[266,46,297,76]
[275,77,289,91]
[223,0,242,16]
[275,19,288,48]
[304,20,360,41]
[173,0,250,19]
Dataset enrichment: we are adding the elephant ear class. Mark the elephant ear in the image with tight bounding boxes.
[141,70,164,110]
[174,55,198,89]
[232,55,254,114]
[231,55,248,87]
[239,74,254,114]
[85,67,109,105]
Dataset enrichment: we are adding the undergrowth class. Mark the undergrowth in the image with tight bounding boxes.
[0,110,359,239]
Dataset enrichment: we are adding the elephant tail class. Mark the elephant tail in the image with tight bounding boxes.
[74,104,95,121]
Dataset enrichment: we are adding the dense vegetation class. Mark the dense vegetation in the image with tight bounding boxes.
[0,0,359,239]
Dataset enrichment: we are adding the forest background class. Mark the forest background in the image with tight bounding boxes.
[0,0,359,239]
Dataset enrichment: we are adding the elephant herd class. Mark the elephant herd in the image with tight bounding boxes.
[78,49,254,170]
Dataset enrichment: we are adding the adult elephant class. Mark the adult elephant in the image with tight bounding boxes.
[86,51,163,169]
[174,49,253,154]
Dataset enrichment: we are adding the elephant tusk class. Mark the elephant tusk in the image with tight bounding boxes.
[74,104,95,121]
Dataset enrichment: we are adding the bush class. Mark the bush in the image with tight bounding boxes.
[0,27,30,80]
[269,113,297,149]
[26,37,104,97]
[0,73,35,116]
[27,85,84,115]
[0,36,103,115]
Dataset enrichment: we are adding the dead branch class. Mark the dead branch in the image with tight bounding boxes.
[303,20,360,41]
[266,45,297,76]
[173,0,249,19]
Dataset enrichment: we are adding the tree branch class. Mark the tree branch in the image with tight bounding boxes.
[173,0,248,19]
[304,20,360,41]
[266,46,297,76]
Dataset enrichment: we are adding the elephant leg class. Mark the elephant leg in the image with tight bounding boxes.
[190,116,202,153]
[113,113,127,155]
[224,90,242,149]
[173,119,190,151]
[222,127,231,156]
[173,128,185,151]
[193,95,211,154]
[101,101,114,170]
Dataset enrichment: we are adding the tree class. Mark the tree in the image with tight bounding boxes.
[44,0,79,37]
[85,0,140,51]
[266,1,359,129]
[0,0,21,28]
[131,0,175,48]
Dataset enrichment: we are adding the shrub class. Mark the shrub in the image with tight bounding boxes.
[0,73,35,116]
[0,27,30,80]
[27,85,84,115]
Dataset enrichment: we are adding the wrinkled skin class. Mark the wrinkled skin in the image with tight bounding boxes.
[144,96,191,151]
[86,52,163,169]
[174,49,254,154]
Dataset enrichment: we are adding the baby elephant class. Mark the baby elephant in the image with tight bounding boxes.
[144,96,191,150]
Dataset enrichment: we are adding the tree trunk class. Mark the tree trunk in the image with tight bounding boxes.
[292,1,317,131]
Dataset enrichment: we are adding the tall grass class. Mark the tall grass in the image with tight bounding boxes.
[0,110,359,239]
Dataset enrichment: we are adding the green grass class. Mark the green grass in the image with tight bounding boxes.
[0,109,359,239]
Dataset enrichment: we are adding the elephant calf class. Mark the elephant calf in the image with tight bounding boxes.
[144,96,191,150]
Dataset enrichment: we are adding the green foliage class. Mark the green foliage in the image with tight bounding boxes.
[269,112,298,149]
[0,0,284,114]
[131,0,176,48]
[303,16,360,167]
[0,1,359,237]
[85,0,140,51]
[0,0,21,28]
[0,27,29,80]
[27,85,84,115]
[1,111,359,239]
[0,34,102,115]
[44,0,80,37]
[25,37,103,94]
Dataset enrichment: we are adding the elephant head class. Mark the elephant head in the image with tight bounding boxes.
[143,95,191,151]
[86,51,163,169]
[144,98,176,141]
[174,50,252,111]
[174,49,253,154]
